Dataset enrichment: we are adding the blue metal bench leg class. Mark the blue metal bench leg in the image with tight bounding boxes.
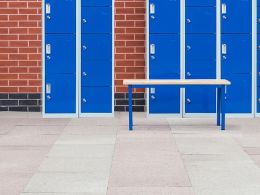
[217,87,221,126]
[221,86,226,130]
[128,85,133,131]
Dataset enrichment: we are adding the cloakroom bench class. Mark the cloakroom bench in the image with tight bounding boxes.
[123,79,231,131]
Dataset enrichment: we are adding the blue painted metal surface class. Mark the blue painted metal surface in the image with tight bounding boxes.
[45,0,76,34]
[45,74,76,113]
[81,60,112,87]
[81,34,112,60]
[149,86,180,114]
[222,74,252,113]
[45,34,76,74]
[149,0,180,33]
[222,34,252,74]
[221,0,252,33]
[186,0,216,6]
[186,7,216,33]
[81,7,112,34]
[82,0,111,6]
[81,87,112,113]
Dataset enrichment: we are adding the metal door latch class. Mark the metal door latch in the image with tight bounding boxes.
[82,72,87,77]
[186,98,191,104]
[82,19,87,23]
[186,45,191,51]
[186,19,191,24]
[187,72,191,77]
[82,98,87,103]
[82,45,87,51]
[46,95,51,100]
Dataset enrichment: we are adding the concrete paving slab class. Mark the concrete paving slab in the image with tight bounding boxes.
[63,125,117,135]
[17,118,70,126]
[250,155,260,168]
[38,157,112,173]
[68,117,119,126]
[48,144,115,158]
[0,134,60,146]
[10,125,66,135]
[0,173,32,195]
[0,147,49,174]
[107,187,194,195]
[24,173,108,193]
[55,134,116,145]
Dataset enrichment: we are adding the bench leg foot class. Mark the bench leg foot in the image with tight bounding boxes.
[217,88,221,126]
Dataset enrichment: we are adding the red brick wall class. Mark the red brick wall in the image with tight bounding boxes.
[0,0,42,93]
[0,0,146,94]
[115,0,146,93]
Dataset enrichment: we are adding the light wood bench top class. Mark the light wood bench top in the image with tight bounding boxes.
[123,79,231,86]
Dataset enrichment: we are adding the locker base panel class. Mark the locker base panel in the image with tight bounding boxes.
[42,113,78,118]
[79,113,114,117]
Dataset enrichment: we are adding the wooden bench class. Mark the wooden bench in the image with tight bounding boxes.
[123,79,231,131]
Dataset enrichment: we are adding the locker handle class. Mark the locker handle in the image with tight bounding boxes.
[46,95,51,100]
[46,3,51,14]
[82,19,87,24]
[150,3,155,14]
[151,95,155,100]
[82,98,87,103]
[82,72,87,77]
[46,83,51,94]
[150,44,155,55]
[221,3,227,15]
[222,44,227,55]
[186,19,191,24]
[187,72,191,77]
[186,45,192,51]
[46,44,51,55]
[186,98,191,104]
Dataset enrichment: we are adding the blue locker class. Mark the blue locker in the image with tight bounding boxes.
[186,0,215,7]
[221,34,252,74]
[81,34,112,60]
[45,74,76,113]
[186,34,216,61]
[149,87,180,114]
[258,87,260,113]
[45,34,76,74]
[45,0,76,34]
[81,87,112,113]
[221,0,251,33]
[149,0,180,33]
[82,0,111,6]
[258,36,260,85]
[186,7,216,33]
[222,74,252,113]
[81,60,112,86]
[149,34,180,78]
[185,87,216,113]
[82,7,112,33]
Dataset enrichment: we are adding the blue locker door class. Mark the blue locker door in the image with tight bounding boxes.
[149,87,180,114]
[185,87,216,113]
[221,0,251,33]
[186,0,215,6]
[45,0,76,34]
[258,87,260,113]
[45,74,76,113]
[82,7,112,33]
[258,8,260,33]
[185,34,216,113]
[81,34,112,60]
[149,0,180,33]
[222,74,252,113]
[81,60,112,86]
[149,34,180,79]
[221,34,252,74]
[45,34,76,74]
[81,87,112,113]
[258,36,260,86]
[186,7,216,33]
[82,0,111,6]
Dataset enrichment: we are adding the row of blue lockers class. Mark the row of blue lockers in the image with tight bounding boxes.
[44,0,113,115]
[148,0,253,114]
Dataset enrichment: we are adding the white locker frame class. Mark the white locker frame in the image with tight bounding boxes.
[42,0,114,118]
[146,0,256,118]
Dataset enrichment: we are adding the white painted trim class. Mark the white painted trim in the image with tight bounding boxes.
[79,1,114,117]
[226,114,255,118]
[180,0,185,117]
[76,0,80,117]
[184,113,216,118]
[42,0,46,116]
[43,113,78,118]
[253,0,257,116]
[148,114,182,118]
[255,113,260,117]
[146,0,150,117]
[79,113,114,117]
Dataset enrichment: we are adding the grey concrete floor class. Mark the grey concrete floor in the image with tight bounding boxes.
[1,112,260,195]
